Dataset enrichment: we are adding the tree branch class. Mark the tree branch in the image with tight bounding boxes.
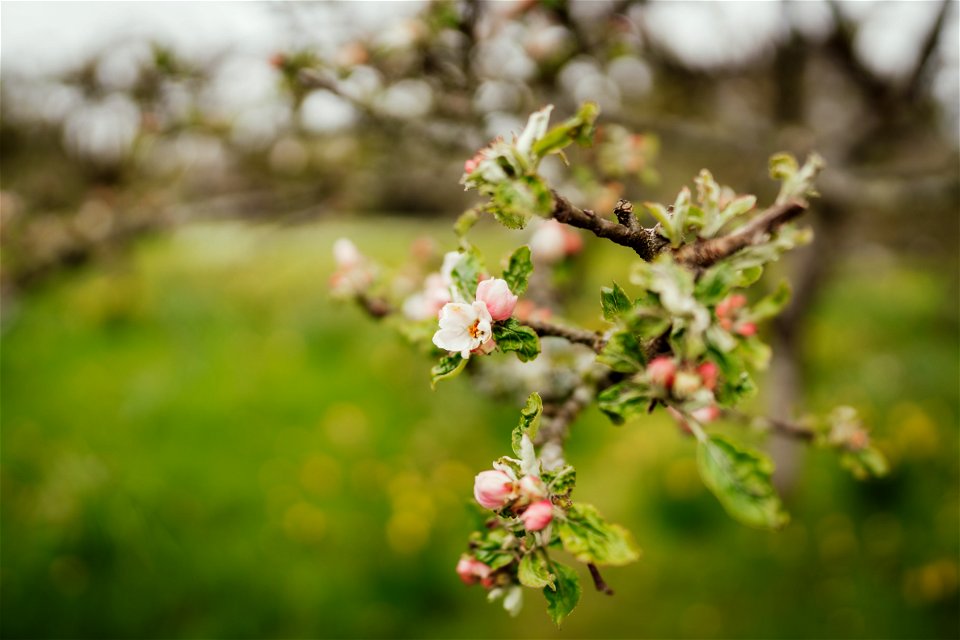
[550,190,669,261]
[525,318,605,352]
[724,410,816,442]
[673,199,808,268]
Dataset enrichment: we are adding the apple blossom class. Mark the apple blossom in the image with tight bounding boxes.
[476,278,518,321]
[646,356,676,388]
[473,469,515,510]
[330,238,373,296]
[333,238,363,269]
[433,301,494,359]
[520,500,554,531]
[456,555,492,586]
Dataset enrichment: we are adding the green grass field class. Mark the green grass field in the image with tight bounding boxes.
[2,218,957,638]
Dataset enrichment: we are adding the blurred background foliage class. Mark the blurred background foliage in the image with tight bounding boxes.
[1,1,958,638]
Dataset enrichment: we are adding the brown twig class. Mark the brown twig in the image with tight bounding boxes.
[356,293,393,319]
[550,191,669,261]
[588,563,615,596]
[673,199,808,268]
[525,318,605,352]
[723,410,816,442]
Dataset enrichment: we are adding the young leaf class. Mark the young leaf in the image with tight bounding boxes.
[512,392,543,456]
[532,102,599,158]
[503,246,533,295]
[542,465,576,496]
[450,251,484,301]
[746,281,792,323]
[597,380,652,425]
[696,435,789,529]
[543,561,581,627]
[430,353,466,389]
[557,503,641,566]
[840,446,889,480]
[493,319,541,362]
[600,282,633,321]
[519,551,555,590]
[597,330,645,373]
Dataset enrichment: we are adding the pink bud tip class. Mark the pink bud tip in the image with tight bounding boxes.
[475,278,518,321]
[464,158,478,174]
[736,322,757,337]
[456,556,492,586]
[647,356,677,388]
[697,361,719,391]
[520,500,554,531]
[473,469,515,510]
[691,405,721,424]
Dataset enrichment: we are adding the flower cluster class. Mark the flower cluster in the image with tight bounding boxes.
[715,294,757,337]
[646,356,721,423]
[329,238,374,297]
[432,278,518,359]
[474,468,555,531]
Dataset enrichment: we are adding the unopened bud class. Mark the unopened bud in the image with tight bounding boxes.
[672,371,702,399]
[473,469,515,510]
[520,500,554,531]
[647,356,677,388]
[697,361,719,391]
[691,405,721,424]
[456,555,492,586]
[475,278,518,321]
[736,322,757,337]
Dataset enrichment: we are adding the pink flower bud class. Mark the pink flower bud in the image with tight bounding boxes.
[473,470,515,510]
[456,556,492,585]
[697,361,719,391]
[736,322,757,337]
[464,158,478,174]
[672,371,702,399]
[520,500,554,531]
[647,356,676,388]
[691,405,721,424]
[716,294,747,319]
[518,475,547,502]
[475,278,518,321]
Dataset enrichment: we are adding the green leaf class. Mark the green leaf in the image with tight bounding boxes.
[597,330,645,373]
[747,281,791,322]
[557,503,641,566]
[840,446,889,480]
[643,202,673,240]
[518,551,555,590]
[696,435,789,530]
[493,318,541,362]
[430,353,466,389]
[490,181,533,229]
[600,283,632,321]
[542,465,576,496]
[532,101,599,158]
[503,246,533,295]
[512,392,543,456]
[543,561,581,627]
[597,380,652,425]
[450,251,484,301]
